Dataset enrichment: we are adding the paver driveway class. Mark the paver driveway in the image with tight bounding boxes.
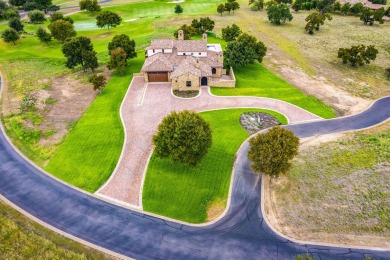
[96,76,321,207]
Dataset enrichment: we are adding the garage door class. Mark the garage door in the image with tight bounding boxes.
[148,72,168,82]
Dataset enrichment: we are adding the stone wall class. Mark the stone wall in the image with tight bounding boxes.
[171,73,200,91]
[209,67,236,88]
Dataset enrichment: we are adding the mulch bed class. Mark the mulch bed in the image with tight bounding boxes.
[239,112,281,134]
[173,90,199,98]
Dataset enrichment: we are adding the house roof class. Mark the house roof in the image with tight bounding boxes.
[170,59,202,78]
[141,53,173,72]
[338,0,386,9]
[176,40,208,52]
[146,39,175,50]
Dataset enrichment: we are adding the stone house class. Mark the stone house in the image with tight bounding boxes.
[141,30,236,91]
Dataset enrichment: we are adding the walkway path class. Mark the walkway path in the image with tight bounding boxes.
[0,95,389,259]
[96,77,321,207]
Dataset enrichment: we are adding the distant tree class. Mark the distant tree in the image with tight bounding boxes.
[333,1,341,11]
[248,126,300,177]
[338,45,378,67]
[47,4,60,11]
[221,24,241,42]
[217,4,226,15]
[350,2,364,14]
[49,11,74,24]
[153,110,212,166]
[79,0,101,13]
[62,36,98,72]
[191,17,215,34]
[386,68,390,79]
[385,7,390,17]
[48,19,76,43]
[34,0,52,12]
[265,0,278,9]
[276,0,292,4]
[249,0,264,10]
[173,24,196,40]
[4,9,19,19]
[316,0,335,14]
[1,27,19,44]
[96,10,122,32]
[28,10,46,23]
[224,1,233,14]
[360,7,385,25]
[107,47,127,74]
[174,4,183,15]
[305,13,332,34]
[292,0,304,11]
[36,26,52,45]
[108,34,136,62]
[267,3,293,24]
[89,74,106,93]
[9,0,26,7]
[23,1,39,10]
[231,0,240,13]
[8,17,24,32]
[224,41,257,69]
[237,33,267,62]
[340,2,350,15]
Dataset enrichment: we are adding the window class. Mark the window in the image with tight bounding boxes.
[152,49,155,53]
[199,53,201,55]
[162,49,165,53]
[191,53,194,55]
[212,68,217,74]
[186,81,192,87]
[183,53,186,56]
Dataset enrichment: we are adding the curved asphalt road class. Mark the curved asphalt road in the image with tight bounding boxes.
[1,93,390,259]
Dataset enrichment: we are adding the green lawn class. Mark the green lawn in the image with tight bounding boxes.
[142,108,287,223]
[211,63,336,119]
[45,55,144,192]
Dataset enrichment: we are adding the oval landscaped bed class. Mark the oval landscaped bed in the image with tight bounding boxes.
[173,90,199,98]
[239,112,281,135]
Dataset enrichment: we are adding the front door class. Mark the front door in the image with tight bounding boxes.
[201,77,208,86]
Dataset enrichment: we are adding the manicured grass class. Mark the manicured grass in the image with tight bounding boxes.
[0,201,110,259]
[142,108,287,223]
[211,62,336,119]
[45,55,144,192]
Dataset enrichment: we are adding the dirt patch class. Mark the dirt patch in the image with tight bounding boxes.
[206,199,226,222]
[263,121,390,248]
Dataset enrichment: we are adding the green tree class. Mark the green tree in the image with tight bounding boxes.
[316,0,335,14]
[224,2,233,14]
[305,13,332,34]
[23,1,38,10]
[333,1,341,11]
[96,10,122,32]
[36,27,52,45]
[34,0,52,12]
[108,34,136,62]
[9,0,25,7]
[350,2,364,14]
[1,27,19,44]
[360,7,385,25]
[292,0,304,11]
[79,0,101,13]
[107,47,127,74]
[191,17,215,34]
[217,4,225,16]
[174,4,183,15]
[237,33,267,62]
[173,24,196,40]
[385,7,390,17]
[276,0,292,3]
[340,2,350,15]
[224,41,257,69]
[4,9,19,19]
[221,24,242,42]
[231,0,240,13]
[152,110,212,166]
[248,126,300,177]
[28,10,46,23]
[49,11,74,24]
[249,0,264,10]
[337,45,378,67]
[48,19,76,43]
[373,7,385,24]
[8,17,23,32]
[89,74,106,93]
[62,36,98,72]
[267,3,293,25]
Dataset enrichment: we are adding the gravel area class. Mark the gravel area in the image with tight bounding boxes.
[240,112,281,134]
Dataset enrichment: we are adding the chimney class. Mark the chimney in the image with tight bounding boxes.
[202,33,207,42]
[178,30,184,41]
